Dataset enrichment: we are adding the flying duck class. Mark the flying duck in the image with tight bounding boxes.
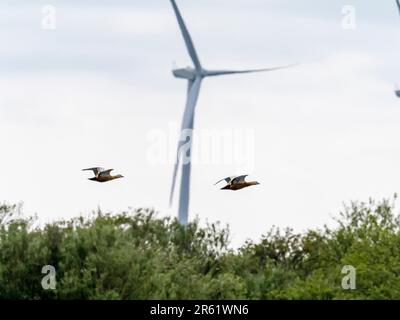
[82,167,124,183]
[214,175,260,191]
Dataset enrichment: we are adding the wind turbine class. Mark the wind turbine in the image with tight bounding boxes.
[168,0,297,225]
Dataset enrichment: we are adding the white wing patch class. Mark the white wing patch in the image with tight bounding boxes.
[82,167,105,177]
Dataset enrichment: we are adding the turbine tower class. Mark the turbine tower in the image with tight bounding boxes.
[169,0,296,225]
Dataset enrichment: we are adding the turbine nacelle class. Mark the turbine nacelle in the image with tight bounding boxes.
[172,67,197,80]
[395,83,400,98]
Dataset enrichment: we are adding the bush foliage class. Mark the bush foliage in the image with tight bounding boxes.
[1,196,400,299]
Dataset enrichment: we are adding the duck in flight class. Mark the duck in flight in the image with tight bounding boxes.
[215,175,260,191]
[82,167,124,183]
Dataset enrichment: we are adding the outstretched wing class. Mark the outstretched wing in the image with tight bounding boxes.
[214,176,235,185]
[170,0,202,71]
[82,167,105,176]
[232,175,248,184]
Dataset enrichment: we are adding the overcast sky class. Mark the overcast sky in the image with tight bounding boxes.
[1,0,400,248]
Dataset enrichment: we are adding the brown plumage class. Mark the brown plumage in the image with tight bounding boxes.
[215,175,260,191]
[82,167,124,183]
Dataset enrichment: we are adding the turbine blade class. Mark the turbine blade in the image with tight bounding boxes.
[397,0,400,15]
[169,77,202,209]
[169,159,180,206]
[205,63,299,77]
[170,0,202,71]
